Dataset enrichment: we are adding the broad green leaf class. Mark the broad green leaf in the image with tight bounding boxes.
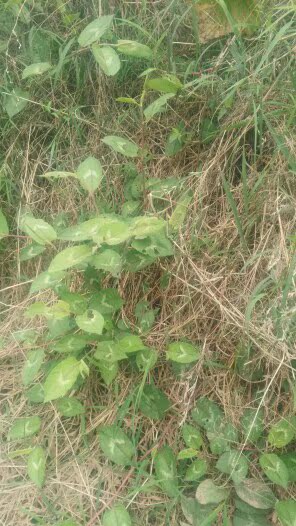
[241,408,264,444]
[131,234,173,258]
[165,125,186,157]
[92,217,130,245]
[94,341,127,362]
[102,135,139,158]
[22,349,45,386]
[46,316,75,339]
[56,397,85,417]
[280,452,296,482]
[4,88,29,117]
[98,425,135,466]
[144,93,175,121]
[182,424,203,450]
[124,249,156,272]
[27,446,46,488]
[22,62,51,79]
[25,302,49,319]
[216,450,249,484]
[195,479,229,505]
[91,249,122,276]
[185,458,207,481]
[154,446,179,497]
[0,208,9,239]
[166,341,200,364]
[259,453,289,488]
[90,288,123,314]
[20,244,45,261]
[191,397,223,431]
[234,479,276,509]
[26,384,45,404]
[76,156,103,194]
[130,216,166,238]
[76,309,105,335]
[177,448,199,460]
[136,348,157,371]
[233,511,271,526]
[30,270,65,294]
[207,421,238,455]
[78,15,114,47]
[92,45,121,76]
[139,384,170,420]
[97,360,119,385]
[44,357,81,401]
[275,500,296,526]
[49,245,93,272]
[268,418,295,447]
[47,300,71,319]
[121,200,140,217]
[8,416,41,440]
[20,215,57,245]
[58,292,87,315]
[117,334,146,354]
[181,496,218,526]
[135,301,156,334]
[169,193,193,230]
[146,75,182,94]
[60,217,104,241]
[102,504,132,526]
[52,333,91,353]
[117,40,153,59]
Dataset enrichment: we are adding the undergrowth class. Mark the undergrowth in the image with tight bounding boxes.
[0,1,296,525]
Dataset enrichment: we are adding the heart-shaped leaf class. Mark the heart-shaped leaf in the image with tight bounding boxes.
[166,341,200,364]
[241,408,264,444]
[144,93,175,121]
[20,244,45,261]
[207,421,238,455]
[49,245,93,272]
[195,479,230,505]
[146,75,183,94]
[20,215,57,245]
[92,45,121,76]
[90,288,123,314]
[117,40,153,59]
[98,425,135,466]
[216,450,249,484]
[275,499,296,526]
[139,384,170,420]
[235,479,276,509]
[56,397,85,417]
[92,216,130,245]
[91,249,122,276]
[52,333,91,353]
[102,135,139,158]
[27,446,46,488]
[117,334,146,354]
[22,349,45,386]
[182,424,203,450]
[76,309,105,335]
[4,88,29,117]
[191,397,223,431]
[8,416,41,440]
[44,357,81,401]
[268,418,295,448]
[76,156,103,194]
[97,360,119,385]
[30,270,65,294]
[185,459,207,482]
[22,62,52,79]
[259,453,289,488]
[130,216,166,238]
[154,446,179,497]
[94,341,127,362]
[102,504,132,526]
[136,348,158,371]
[78,15,114,47]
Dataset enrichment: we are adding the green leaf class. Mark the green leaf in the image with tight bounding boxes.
[117,39,153,59]
[241,408,264,444]
[90,249,122,276]
[60,217,104,241]
[233,511,271,526]
[76,309,105,335]
[131,234,173,258]
[154,446,179,497]
[139,384,170,420]
[22,349,45,386]
[102,504,132,526]
[44,357,81,401]
[20,244,45,261]
[48,300,71,319]
[124,249,156,272]
[49,245,93,272]
[76,156,103,194]
[144,93,175,121]
[97,360,119,385]
[177,448,199,460]
[98,425,135,466]
[279,452,296,482]
[92,45,121,76]
[20,215,57,245]
[52,333,91,353]
[259,453,289,488]
[275,500,296,526]
[8,416,41,440]
[216,450,249,484]
[185,458,207,481]
[22,62,52,79]
[25,302,49,319]
[234,479,276,509]
[0,208,9,239]
[130,216,166,238]
[30,270,66,294]
[117,334,146,354]
[136,348,158,371]
[39,171,77,179]
[195,479,230,505]
[27,446,46,488]
[94,341,127,362]
[268,418,295,447]
[90,288,123,314]
[166,341,200,364]
[26,384,45,404]
[56,397,85,417]
[102,135,139,158]
[207,421,238,455]
[182,424,203,450]
[92,216,130,245]
[58,292,87,315]
[191,397,223,431]
[78,15,114,47]
[169,193,193,230]
[4,88,29,117]
[146,75,182,94]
